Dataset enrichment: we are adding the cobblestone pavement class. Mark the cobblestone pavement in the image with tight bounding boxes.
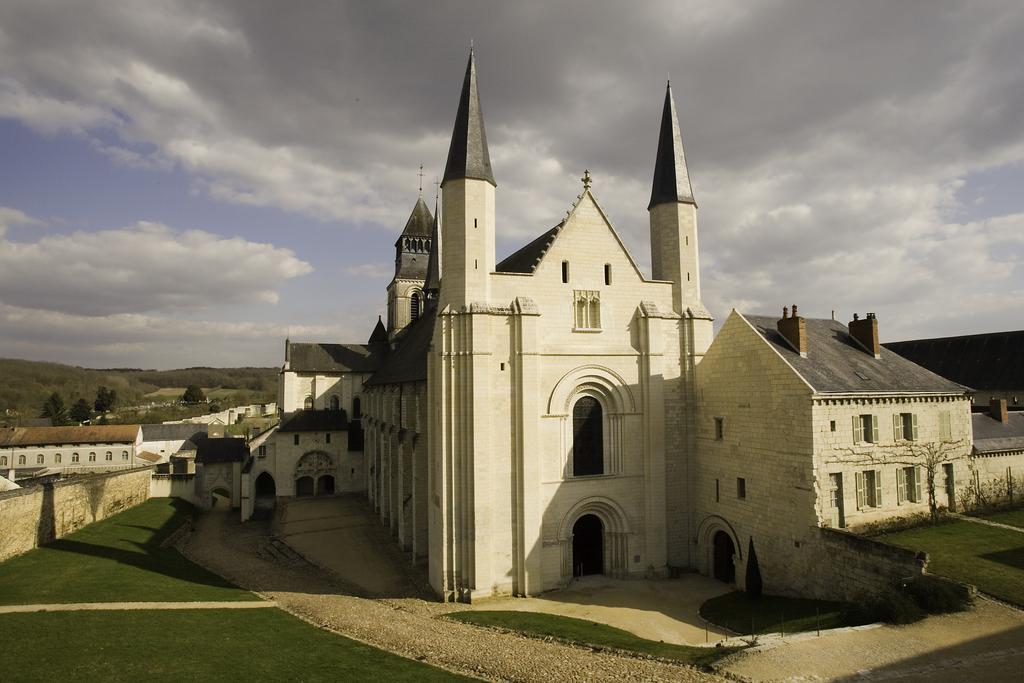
[182,510,726,683]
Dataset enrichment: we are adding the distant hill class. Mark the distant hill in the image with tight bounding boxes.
[0,358,278,422]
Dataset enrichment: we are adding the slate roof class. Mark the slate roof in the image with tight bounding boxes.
[365,310,435,386]
[442,50,495,187]
[424,200,441,295]
[397,197,434,239]
[368,317,388,345]
[885,330,1024,392]
[743,314,971,395]
[0,424,140,448]
[191,434,249,464]
[496,224,562,274]
[141,423,209,442]
[972,411,1024,453]
[278,409,349,433]
[649,82,696,209]
[287,342,384,374]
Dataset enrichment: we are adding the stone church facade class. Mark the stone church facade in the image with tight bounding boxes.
[260,51,1015,603]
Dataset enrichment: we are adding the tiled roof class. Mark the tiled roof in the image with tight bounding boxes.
[136,451,162,463]
[365,310,434,386]
[287,342,384,373]
[972,411,1024,453]
[278,409,349,433]
[496,224,562,274]
[885,330,1024,392]
[191,434,249,463]
[0,425,140,448]
[141,423,209,442]
[743,314,970,395]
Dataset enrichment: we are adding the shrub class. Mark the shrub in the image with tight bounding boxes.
[745,539,763,599]
[842,591,925,626]
[903,576,973,614]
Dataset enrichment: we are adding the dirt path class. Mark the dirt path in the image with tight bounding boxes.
[182,509,725,683]
[720,597,1024,682]
[0,600,275,614]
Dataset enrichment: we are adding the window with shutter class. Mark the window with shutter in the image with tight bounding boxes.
[893,414,902,441]
[852,415,860,442]
[897,467,907,504]
[871,416,880,443]
[913,467,923,502]
[939,412,951,440]
[911,414,919,440]
[873,469,883,506]
[856,471,866,509]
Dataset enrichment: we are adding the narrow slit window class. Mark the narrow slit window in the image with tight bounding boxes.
[474,218,477,228]
[562,260,569,283]
[604,263,612,285]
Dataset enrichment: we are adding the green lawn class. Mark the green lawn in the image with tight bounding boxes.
[0,498,252,605]
[882,520,1024,606]
[0,609,466,682]
[976,508,1024,530]
[699,592,848,635]
[445,610,737,668]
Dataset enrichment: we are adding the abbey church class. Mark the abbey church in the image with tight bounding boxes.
[254,51,1007,604]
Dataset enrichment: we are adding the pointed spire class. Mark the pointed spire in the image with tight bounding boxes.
[648,81,696,210]
[424,194,441,301]
[368,315,388,345]
[398,196,434,241]
[442,49,496,187]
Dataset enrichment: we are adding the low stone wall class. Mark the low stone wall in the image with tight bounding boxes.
[794,527,926,602]
[0,466,152,563]
[150,472,198,505]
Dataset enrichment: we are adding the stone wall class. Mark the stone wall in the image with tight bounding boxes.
[0,466,152,562]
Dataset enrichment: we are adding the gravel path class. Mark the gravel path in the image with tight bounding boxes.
[950,512,1024,534]
[182,510,726,683]
[0,601,275,614]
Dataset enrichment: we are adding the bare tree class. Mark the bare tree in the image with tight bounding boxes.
[833,439,969,524]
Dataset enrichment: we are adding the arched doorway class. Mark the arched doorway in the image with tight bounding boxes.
[572,514,604,577]
[713,530,736,583]
[210,487,231,508]
[296,476,314,497]
[317,475,335,496]
[253,472,276,519]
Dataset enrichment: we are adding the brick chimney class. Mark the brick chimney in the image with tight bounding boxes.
[777,304,807,357]
[849,312,880,358]
[990,398,1009,423]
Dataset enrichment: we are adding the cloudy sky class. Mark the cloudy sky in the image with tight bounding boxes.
[1,0,1022,369]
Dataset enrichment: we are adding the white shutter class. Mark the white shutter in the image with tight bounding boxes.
[939,412,951,440]
[897,467,906,504]
[853,415,860,443]
[893,414,902,441]
[874,469,883,507]
[856,471,865,509]
[911,414,919,441]
[914,467,923,503]
[871,415,880,443]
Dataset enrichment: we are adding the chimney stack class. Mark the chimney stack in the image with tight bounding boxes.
[990,398,1009,424]
[849,312,881,358]
[777,304,807,357]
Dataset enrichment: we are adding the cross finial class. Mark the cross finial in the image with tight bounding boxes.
[418,164,424,195]
[434,177,440,202]
[581,169,592,190]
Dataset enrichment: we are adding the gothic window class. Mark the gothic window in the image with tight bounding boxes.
[411,291,421,320]
[572,396,603,476]
[573,291,601,330]
[352,397,362,420]
[304,395,314,410]
[330,395,340,411]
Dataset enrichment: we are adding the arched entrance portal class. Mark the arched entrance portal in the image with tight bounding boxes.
[317,475,335,496]
[713,530,736,583]
[296,476,315,497]
[572,514,604,577]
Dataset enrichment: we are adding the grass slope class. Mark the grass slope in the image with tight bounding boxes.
[0,608,466,682]
[699,592,848,635]
[0,498,251,605]
[446,610,737,668]
[882,520,1024,606]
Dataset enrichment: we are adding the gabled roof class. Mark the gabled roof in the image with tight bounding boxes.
[885,330,1024,391]
[365,311,434,386]
[141,423,209,442]
[972,411,1024,453]
[742,314,970,395]
[496,224,561,274]
[278,409,349,433]
[0,424,141,448]
[287,342,384,374]
[442,49,495,187]
[190,434,249,463]
[649,82,696,209]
